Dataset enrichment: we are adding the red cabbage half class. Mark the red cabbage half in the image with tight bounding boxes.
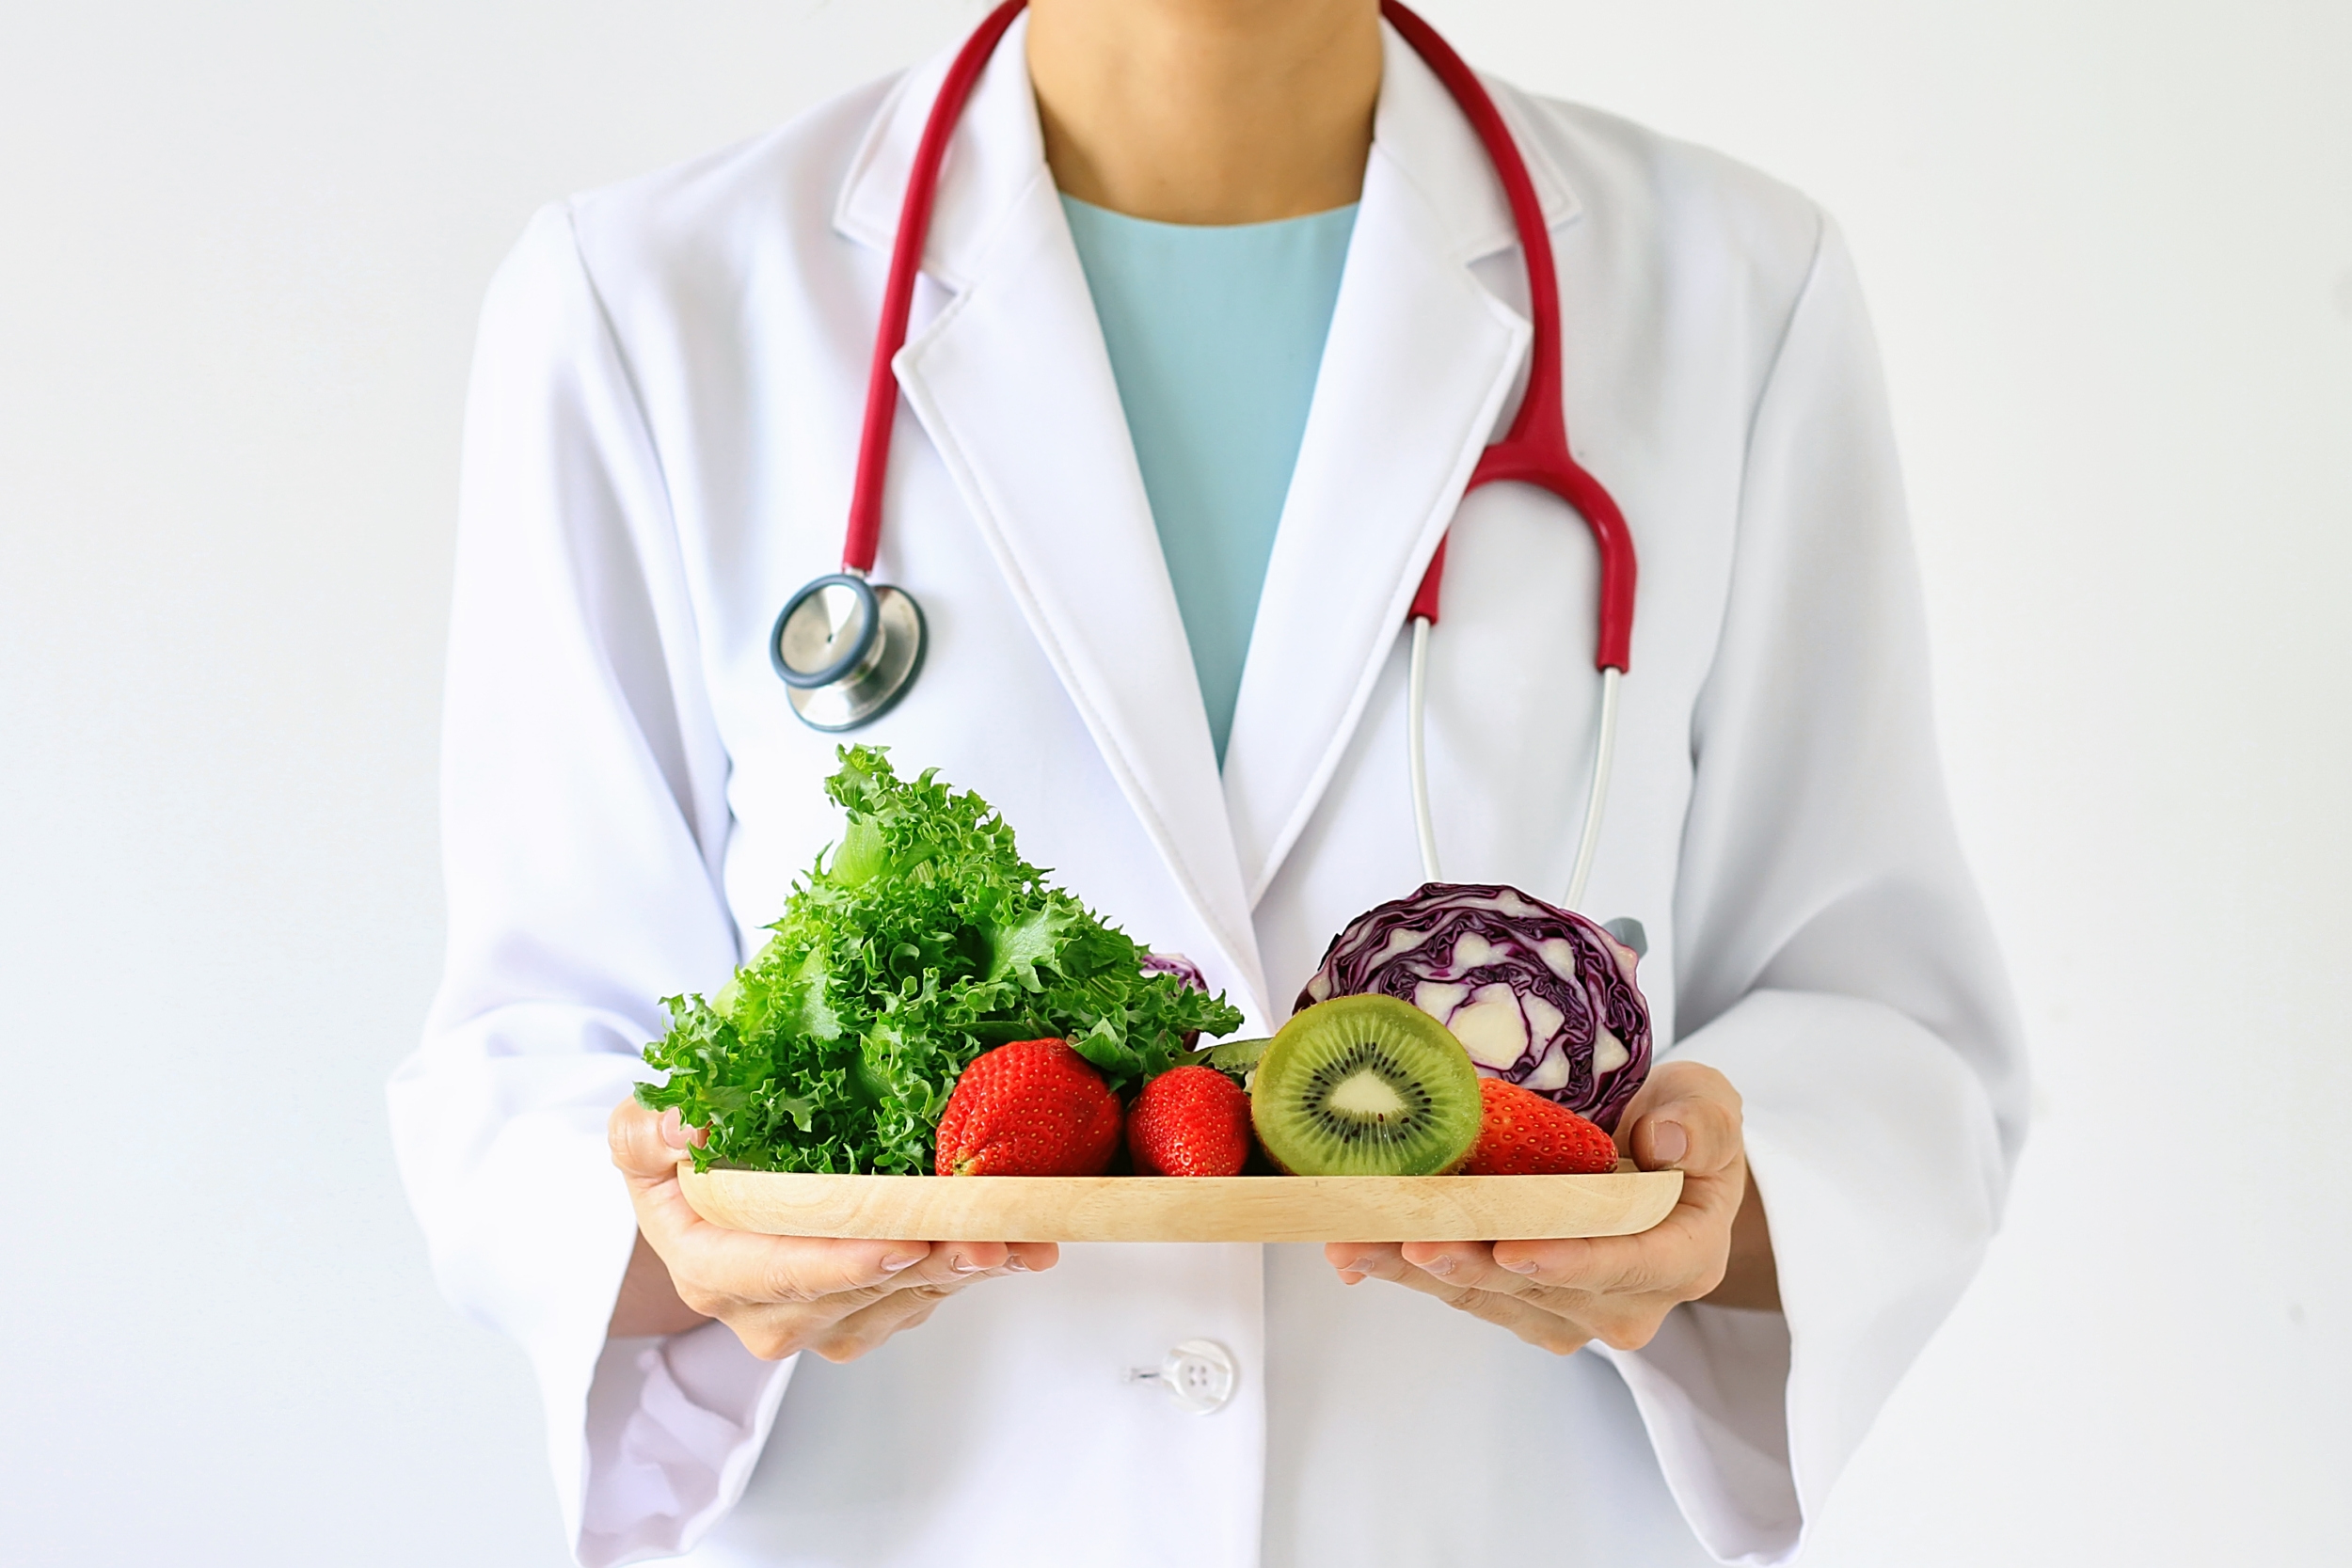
[1141,952,1209,993]
[1296,883,1650,1132]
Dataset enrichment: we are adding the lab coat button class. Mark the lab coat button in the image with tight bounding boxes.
[1128,1338,1237,1415]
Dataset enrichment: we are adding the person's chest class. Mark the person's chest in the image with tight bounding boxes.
[587,181,1786,1046]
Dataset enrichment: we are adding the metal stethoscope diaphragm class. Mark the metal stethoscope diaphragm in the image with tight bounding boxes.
[770,571,928,732]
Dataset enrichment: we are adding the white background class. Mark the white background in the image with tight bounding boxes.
[3,1,2345,1561]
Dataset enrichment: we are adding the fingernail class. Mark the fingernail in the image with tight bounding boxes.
[1422,1255,1457,1277]
[660,1109,688,1147]
[1005,1255,1030,1272]
[1347,1256,1378,1276]
[881,1253,924,1274]
[1500,1256,1540,1275]
[1651,1120,1689,1165]
[950,1254,984,1275]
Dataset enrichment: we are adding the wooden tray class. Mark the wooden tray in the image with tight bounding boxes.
[676,1164,1681,1243]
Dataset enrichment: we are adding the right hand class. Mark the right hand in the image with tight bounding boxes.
[607,1096,1058,1361]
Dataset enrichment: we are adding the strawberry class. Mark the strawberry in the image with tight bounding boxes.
[1127,1065,1251,1177]
[1463,1078,1619,1176]
[934,1037,1122,1177]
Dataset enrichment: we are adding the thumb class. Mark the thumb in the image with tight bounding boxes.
[1624,1068,1741,1177]
[609,1096,706,1181]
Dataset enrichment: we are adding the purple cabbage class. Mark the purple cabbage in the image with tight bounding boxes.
[1141,952,1209,993]
[1296,883,1650,1132]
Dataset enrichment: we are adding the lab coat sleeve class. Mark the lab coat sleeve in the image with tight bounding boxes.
[1597,218,2028,1565]
[385,203,794,1566]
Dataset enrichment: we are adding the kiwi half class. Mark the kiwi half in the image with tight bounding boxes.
[1250,996,1481,1177]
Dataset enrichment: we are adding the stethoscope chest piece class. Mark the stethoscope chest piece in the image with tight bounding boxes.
[771,572,928,733]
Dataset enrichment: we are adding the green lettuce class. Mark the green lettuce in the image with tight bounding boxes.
[637,746,1245,1173]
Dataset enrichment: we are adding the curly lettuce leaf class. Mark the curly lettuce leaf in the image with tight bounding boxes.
[636,747,1245,1173]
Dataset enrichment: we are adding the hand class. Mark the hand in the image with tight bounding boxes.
[607,1097,1058,1360]
[1324,1061,1777,1354]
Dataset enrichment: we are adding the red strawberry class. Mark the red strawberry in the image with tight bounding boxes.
[1464,1078,1619,1175]
[934,1038,1122,1177]
[1127,1065,1251,1177]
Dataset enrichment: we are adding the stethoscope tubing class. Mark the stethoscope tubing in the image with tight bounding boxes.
[1379,0,1635,670]
[838,0,1027,578]
[795,0,1639,911]
[1408,622,1621,911]
[1408,617,1441,882]
[1381,0,1634,911]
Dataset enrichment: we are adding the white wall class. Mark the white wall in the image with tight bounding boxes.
[1,2,2343,1562]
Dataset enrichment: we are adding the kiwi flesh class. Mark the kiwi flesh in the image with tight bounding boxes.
[1250,996,1481,1177]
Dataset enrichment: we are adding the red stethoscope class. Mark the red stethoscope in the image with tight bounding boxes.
[771,0,1636,911]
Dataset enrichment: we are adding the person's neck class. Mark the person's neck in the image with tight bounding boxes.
[1026,0,1382,225]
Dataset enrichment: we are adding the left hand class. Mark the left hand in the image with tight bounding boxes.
[1326,1061,1775,1354]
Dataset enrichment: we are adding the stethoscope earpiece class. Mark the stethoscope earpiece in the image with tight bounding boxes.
[771,572,928,732]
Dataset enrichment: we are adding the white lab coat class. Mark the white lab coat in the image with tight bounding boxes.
[389,15,2024,1567]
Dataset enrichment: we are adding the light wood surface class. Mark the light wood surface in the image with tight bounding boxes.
[675,1164,1683,1243]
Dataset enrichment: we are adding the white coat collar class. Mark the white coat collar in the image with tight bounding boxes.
[832,15,1584,1008]
[834,16,1580,282]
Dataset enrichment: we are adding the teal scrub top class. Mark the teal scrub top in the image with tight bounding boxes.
[1060,195,1358,764]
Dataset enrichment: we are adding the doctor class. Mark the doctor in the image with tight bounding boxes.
[390,0,2025,1563]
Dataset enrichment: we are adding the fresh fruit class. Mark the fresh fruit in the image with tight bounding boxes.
[1128,1065,1252,1177]
[1248,996,1483,1177]
[933,1038,1122,1176]
[1463,1078,1619,1175]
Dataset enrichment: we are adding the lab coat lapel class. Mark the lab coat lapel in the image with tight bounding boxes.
[1221,26,1581,908]
[841,18,1270,1014]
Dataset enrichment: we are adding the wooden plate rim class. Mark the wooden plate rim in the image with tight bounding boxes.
[675,1164,1684,1243]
